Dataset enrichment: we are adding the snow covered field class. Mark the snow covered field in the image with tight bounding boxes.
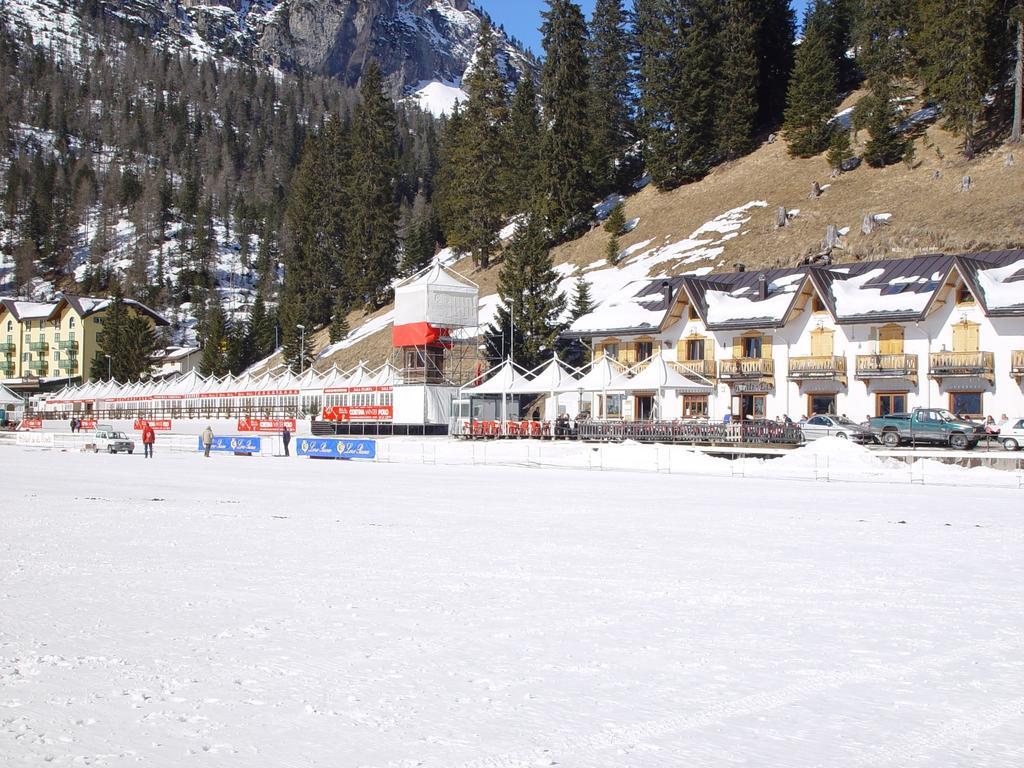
[2,447,1023,767]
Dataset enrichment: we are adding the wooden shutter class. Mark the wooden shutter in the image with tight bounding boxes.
[703,336,715,360]
[761,335,773,359]
[952,322,979,353]
[733,336,743,358]
[810,329,833,357]
[878,325,903,355]
[676,341,687,362]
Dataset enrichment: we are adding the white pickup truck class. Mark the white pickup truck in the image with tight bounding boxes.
[93,425,136,454]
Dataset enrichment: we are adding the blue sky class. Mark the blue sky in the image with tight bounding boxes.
[480,1,812,56]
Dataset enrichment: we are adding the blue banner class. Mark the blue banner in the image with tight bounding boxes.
[198,435,262,453]
[296,437,376,460]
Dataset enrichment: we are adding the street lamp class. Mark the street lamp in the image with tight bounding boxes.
[296,324,306,372]
[104,354,111,381]
[507,298,515,364]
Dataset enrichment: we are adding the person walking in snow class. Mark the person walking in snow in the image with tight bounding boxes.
[141,421,156,459]
[201,425,214,457]
[282,425,291,456]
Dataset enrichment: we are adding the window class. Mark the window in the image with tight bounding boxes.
[877,393,907,417]
[949,392,982,419]
[5,321,10,332]
[685,338,705,361]
[69,317,76,329]
[606,394,624,417]
[602,343,619,360]
[635,341,653,361]
[404,348,426,368]
[681,394,708,419]
[956,285,975,305]
[742,335,762,358]
[53,351,59,362]
[812,295,826,313]
[688,305,699,321]
[809,394,837,416]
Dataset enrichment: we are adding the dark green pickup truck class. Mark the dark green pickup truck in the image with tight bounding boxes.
[869,408,987,450]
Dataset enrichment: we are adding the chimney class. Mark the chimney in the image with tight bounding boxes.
[661,280,672,305]
[758,273,768,300]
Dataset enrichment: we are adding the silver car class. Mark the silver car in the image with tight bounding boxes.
[800,415,873,443]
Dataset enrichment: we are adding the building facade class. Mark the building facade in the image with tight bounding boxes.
[0,294,169,384]
[564,250,1024,422]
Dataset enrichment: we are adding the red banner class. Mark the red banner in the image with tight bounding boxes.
[321,406,394,423]
[134,419,172,431]
[20,418,42,430]
[79,418,97,431]
[237,417,297,433]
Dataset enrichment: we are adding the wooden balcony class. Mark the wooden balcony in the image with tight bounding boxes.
[672,359,717,380]
[788,355,847,383]
[1012,350,1024,380]
[719,358,774,380]
[929,351,995,382]
[856,353,919,382]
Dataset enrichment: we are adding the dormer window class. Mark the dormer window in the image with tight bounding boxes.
[688,305,699,321]
[812,295,826,313]
[956,285,974,305]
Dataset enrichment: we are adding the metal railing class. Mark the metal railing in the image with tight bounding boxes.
[719,358,774,378]
[0,342,15,354]
[58,339,79,350]
[929,351,995,377]
[578,419,802,445]
[856,353,918,379]
[788,355,847,379]
[28,341,49,353]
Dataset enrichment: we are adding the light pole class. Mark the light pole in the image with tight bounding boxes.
[296,324,305,372]
[508,298,515,364]
[104,354,111,381]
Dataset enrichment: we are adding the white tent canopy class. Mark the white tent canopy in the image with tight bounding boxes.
[555,356,631,393]
[461,360,531,395]
[510,357,579,394]
[622,356,713,393]
[0,384,23,406]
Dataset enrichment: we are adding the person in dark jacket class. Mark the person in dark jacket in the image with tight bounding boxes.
[282,425,291,456]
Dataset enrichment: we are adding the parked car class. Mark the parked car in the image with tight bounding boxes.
[94,426,135,454]
[1000,419,1024,451]
[799,415,873,443]
[868,408,986,450]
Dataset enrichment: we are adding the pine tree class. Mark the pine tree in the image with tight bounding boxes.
[570,276,594,320]
[827,125,852,170]
[88,287,158,382]
[636,0,682,189]
[855,1,912,168]
[587,0,634,194]
[484,211,564,370]
[783,2,839,158]
[198,296,230,377]
[540,0,594,235]
[119,313,161,381]
[861,86,908,167]
[913,0,1003,158]
[435,20,509,269]
[278,297,314,373]
[245,291,276,362]
[604,201,626,236]
[673,1,721,182]
[755,0,797,129]
[605,233,621,264]
[504,76,543,215]
[717,0,760,159]
[347,61,399,307]
[329,299,350,344]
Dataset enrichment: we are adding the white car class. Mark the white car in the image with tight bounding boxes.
[799,415,873,443]
[93,426,136,454]
[1000,419,1024,451]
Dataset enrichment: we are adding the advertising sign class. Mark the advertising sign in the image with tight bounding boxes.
[197,435,262,454]
[17,431,54,447]
[134,419,172,431]
[237,417,297,433]
[78,418,97,431]
[321,406,393,422]
[296,438,376,460]
[19,418,42,430]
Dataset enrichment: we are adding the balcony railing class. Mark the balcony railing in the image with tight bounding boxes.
[0,342,15,355]
[718,358,774,379]
[28,341,49,353]
[28,362,48,375]
[0,362,14,376]
[788,355,847,381]
[929,351,995,381]
[1011,350,1024,380]
[673,359,717,380]
[856,353,919,381]
[58,339,79,350]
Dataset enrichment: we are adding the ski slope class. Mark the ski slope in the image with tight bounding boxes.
[2,448,1023,766]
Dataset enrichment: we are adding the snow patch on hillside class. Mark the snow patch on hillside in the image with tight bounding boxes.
[409,79,468,117]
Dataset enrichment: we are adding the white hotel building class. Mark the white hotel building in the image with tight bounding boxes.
[563,250,1024,422]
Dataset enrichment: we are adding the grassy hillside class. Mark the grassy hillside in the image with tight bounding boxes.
[261,94,1024,376]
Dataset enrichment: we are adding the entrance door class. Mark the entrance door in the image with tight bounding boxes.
[635,395,654,420]
[739,394,766,421]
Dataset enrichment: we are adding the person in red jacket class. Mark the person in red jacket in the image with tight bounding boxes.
[141,421,156,459]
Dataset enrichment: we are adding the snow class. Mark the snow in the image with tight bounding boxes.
[976,258,1024,310]
[705,286,797,324]
[832,268,934,318]
[2,443,1024,766]
[409,79,468,117]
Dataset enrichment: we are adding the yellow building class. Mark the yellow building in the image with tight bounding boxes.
[0,294,168,383]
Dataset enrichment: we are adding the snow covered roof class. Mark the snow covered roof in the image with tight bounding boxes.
[956,252,1024,316]
[567,278,683,337]
[0,298,57,321]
